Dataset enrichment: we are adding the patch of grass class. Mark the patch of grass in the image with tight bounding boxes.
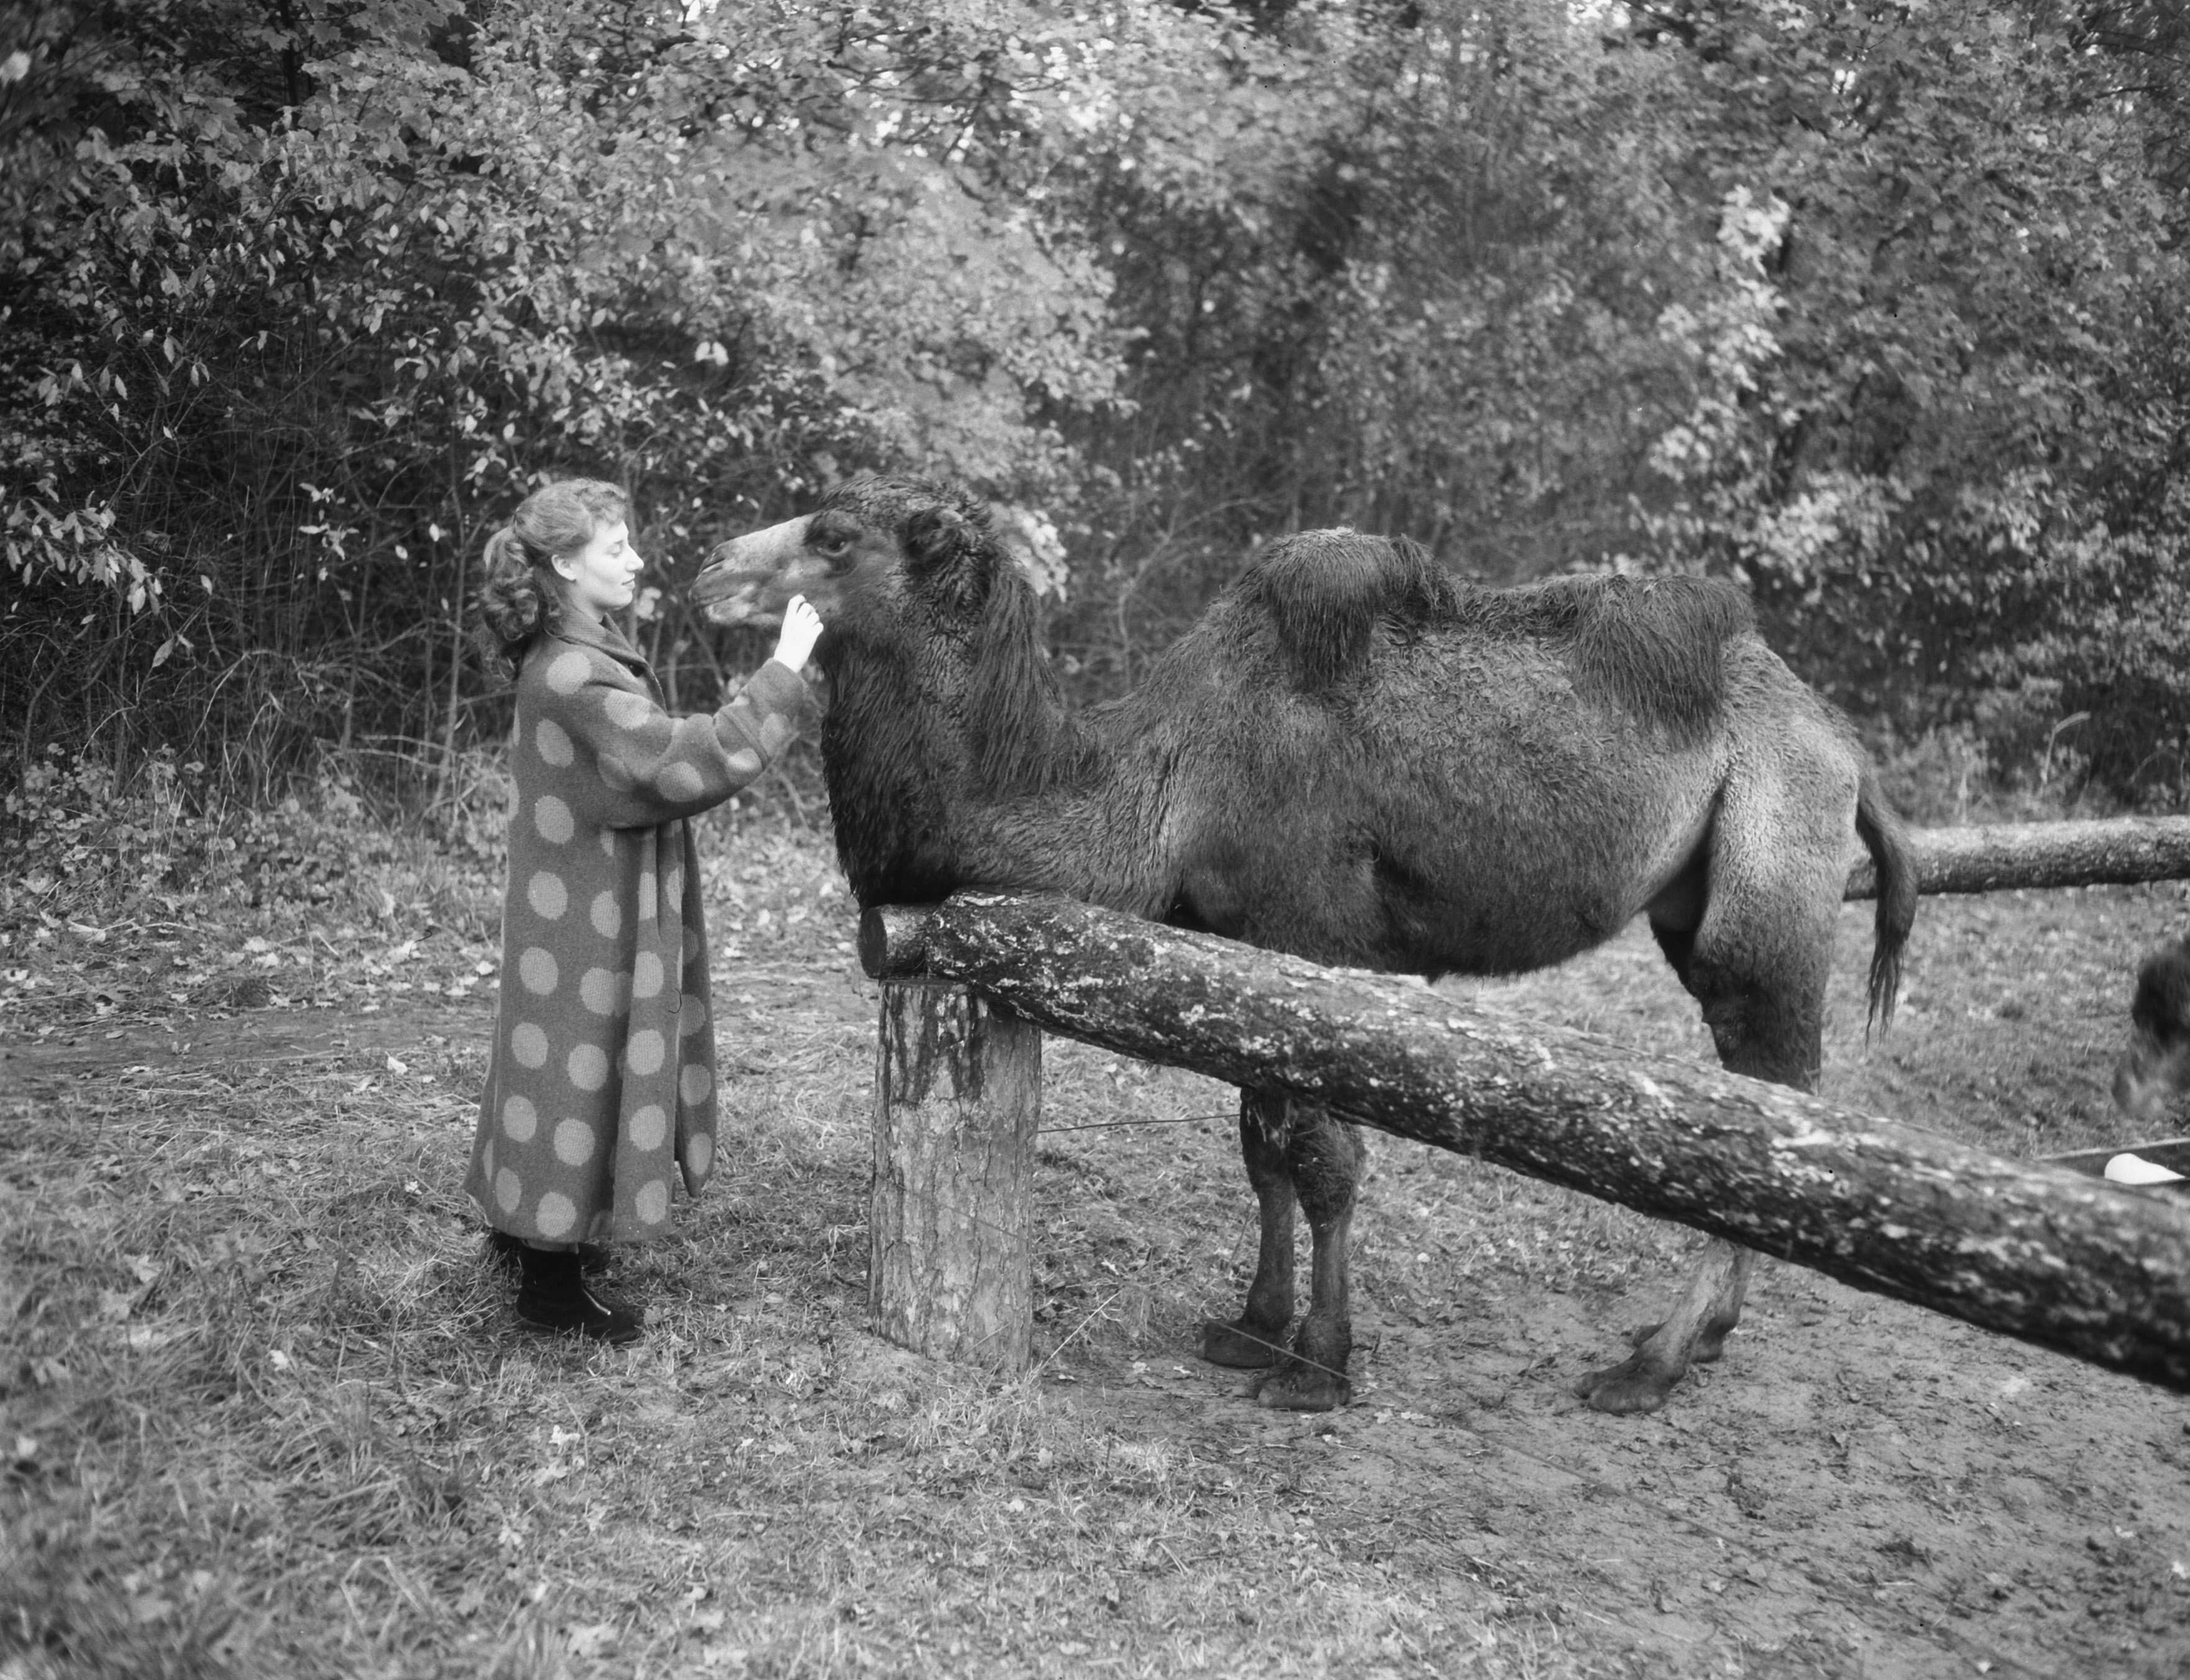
[4,791,1593,1679]
[0,1045,1574,1678]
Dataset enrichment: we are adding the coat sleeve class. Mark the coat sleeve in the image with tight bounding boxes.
[544,655,812,828]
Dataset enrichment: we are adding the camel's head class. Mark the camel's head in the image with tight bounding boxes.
[2115,936,2190,1123]
[695,473,1081,812]
[694,474,1012,642]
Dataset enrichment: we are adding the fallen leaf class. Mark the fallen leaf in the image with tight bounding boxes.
[566,1622,617,1658]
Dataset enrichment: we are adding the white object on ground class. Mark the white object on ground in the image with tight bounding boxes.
[2104,1153,2188,1186]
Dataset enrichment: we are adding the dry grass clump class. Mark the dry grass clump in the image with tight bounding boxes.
[2,1056,502,1678]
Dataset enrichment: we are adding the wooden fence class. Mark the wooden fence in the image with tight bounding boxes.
[854,820,2190,1393]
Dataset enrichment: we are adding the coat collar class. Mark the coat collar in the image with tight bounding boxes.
[553,608,654,681]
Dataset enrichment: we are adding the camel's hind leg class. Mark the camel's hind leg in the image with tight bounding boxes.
[1201,1090,1297,1371]
[1200,1090,1363,1412]
[1574,765,1848,1416]
[1252,1098,1363,1412]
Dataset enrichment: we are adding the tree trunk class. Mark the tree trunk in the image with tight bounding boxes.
[1846,816,2190,897]
[864,893,2190,1395]
[868,978,1043,1372]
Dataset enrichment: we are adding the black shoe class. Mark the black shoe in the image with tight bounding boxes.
[514,1247,643,1344]
[487,1229,612,1273]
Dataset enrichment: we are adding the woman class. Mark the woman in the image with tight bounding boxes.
[467,477,823,1342]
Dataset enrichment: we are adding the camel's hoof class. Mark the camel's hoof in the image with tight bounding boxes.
[1691,1325,1734,1364]
[1572,1353,1679,1416]
[1626,1319,1732,1364]
[1201,1319,1286,1369]
[1250,1363,1352,1412]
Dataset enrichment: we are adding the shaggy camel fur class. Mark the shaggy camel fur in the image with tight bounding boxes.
[694,475,1918,1414]
[2116,937,2190,1121]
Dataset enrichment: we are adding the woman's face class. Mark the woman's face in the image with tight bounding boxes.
[554,518,644,621]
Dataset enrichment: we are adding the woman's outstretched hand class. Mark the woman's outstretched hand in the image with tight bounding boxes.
[774,596,825,672]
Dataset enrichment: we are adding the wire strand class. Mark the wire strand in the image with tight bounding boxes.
[1038,1111,1235,1134]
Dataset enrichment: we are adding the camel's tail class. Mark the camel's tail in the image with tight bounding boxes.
[1856,765,1918,1033]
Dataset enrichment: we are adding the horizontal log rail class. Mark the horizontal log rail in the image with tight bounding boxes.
[1846,815,2190,898]
[862,892,2190,1395]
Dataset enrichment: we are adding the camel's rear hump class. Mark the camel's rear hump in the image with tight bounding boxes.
[1460,573,1755,739]
[1236,531,1754,740]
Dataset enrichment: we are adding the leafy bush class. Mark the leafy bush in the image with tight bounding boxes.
[1631,1,2190,802]
[1,0,1136,782]
[3,747,229,913]
[0,742,501,937]
[8,0,2190,807]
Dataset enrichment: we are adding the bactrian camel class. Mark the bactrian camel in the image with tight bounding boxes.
[693,474,1918,1414]
[2115,938,2190,1123]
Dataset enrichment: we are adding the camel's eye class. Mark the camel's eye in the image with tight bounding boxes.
[809,519,859,573]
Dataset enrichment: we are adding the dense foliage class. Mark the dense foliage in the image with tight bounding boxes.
[6,0,2190,806]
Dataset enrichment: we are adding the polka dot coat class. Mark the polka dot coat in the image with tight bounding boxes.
[464,612,810,1246]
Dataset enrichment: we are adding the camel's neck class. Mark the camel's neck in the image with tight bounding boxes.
[818,630,1141,908]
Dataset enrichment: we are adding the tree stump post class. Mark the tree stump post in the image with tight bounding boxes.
[867,975,1042,1372]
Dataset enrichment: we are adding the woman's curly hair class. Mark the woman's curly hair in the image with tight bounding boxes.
[474,478,630,675]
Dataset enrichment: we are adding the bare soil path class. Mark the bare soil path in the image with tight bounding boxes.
[0,957,870,1097]
[0,1003,488,1093]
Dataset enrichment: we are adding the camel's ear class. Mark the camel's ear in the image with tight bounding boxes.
[902,504,977,582]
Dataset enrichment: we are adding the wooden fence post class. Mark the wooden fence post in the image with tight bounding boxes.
[867,975,1042,1371]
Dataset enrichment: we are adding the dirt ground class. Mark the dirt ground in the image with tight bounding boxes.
[1055,890,2190,1679]
[1078,1233,2190,1679]
[7,888,2188,1678]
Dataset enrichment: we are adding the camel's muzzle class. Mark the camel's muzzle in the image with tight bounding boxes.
[692,516,812,625]
[694,573,769,626]
[691,544,769,624]
[2116,1055,2171,1125]
[2112,1026,2190,1123]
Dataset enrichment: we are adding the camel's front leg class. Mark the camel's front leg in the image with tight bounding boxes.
[1252,1100,1363,1412]
[1200,1089,1295,1369]
[1571,1237,1752,1414]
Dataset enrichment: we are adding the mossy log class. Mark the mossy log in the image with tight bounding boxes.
[863,893,2190,1394]
[868,979,1042,1371]
[1846,816,2190,898]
